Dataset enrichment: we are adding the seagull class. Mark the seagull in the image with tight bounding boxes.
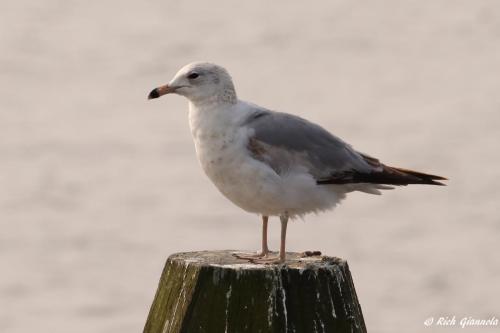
[148,62,446,263]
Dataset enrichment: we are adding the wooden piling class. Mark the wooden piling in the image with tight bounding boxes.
[143,250,366,333]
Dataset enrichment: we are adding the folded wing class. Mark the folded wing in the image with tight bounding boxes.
[244,110,446,186]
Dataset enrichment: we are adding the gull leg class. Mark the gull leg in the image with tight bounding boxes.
[233,216,271,259]
[261,215,270,255]
[278,213,288,262]
[249,213,288,264]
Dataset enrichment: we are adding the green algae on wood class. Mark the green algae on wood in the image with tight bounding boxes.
[143,250,366,333]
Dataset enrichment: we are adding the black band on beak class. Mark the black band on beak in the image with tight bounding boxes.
[148,88,160,99]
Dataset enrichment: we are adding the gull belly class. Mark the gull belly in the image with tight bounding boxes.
[188,102,345,217]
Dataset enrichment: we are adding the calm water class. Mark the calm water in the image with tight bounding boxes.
[1,1,499,332]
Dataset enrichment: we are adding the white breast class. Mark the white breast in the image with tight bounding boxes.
[188,103,278,211]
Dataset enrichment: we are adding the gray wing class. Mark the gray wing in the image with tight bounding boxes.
[244,108,447,186]
[244,109,376,181]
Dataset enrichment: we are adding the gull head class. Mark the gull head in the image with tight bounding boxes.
[148,62,237,104]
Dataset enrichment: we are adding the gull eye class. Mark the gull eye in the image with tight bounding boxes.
[187,72,199,79]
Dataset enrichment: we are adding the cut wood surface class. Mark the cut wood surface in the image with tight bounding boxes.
[144,250,366,333]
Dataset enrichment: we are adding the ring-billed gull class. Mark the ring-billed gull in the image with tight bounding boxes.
[148,62,446,263]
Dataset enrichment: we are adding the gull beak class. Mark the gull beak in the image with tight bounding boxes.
[148,84,175,100]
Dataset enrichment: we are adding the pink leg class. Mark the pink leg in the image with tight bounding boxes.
[261,215,269,255]
[249,213,288,264]
[233,216,271,259]
[278,214,288,262]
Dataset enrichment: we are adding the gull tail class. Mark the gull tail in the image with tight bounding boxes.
[317,166,447,186]
[317,151,447,186]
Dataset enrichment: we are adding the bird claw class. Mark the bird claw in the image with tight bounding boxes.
[248,255,285,265]
[232,251,271,260]
[233,251,285,264]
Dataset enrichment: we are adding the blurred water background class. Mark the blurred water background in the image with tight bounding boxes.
[1,1,499,332]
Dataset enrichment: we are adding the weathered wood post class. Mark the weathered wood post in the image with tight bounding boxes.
[143,250,366,333]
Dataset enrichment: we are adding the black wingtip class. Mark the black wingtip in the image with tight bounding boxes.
[316,167,448,186]
[426,179,447,186]
[392,167,448,186]
[148,88,159,100]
